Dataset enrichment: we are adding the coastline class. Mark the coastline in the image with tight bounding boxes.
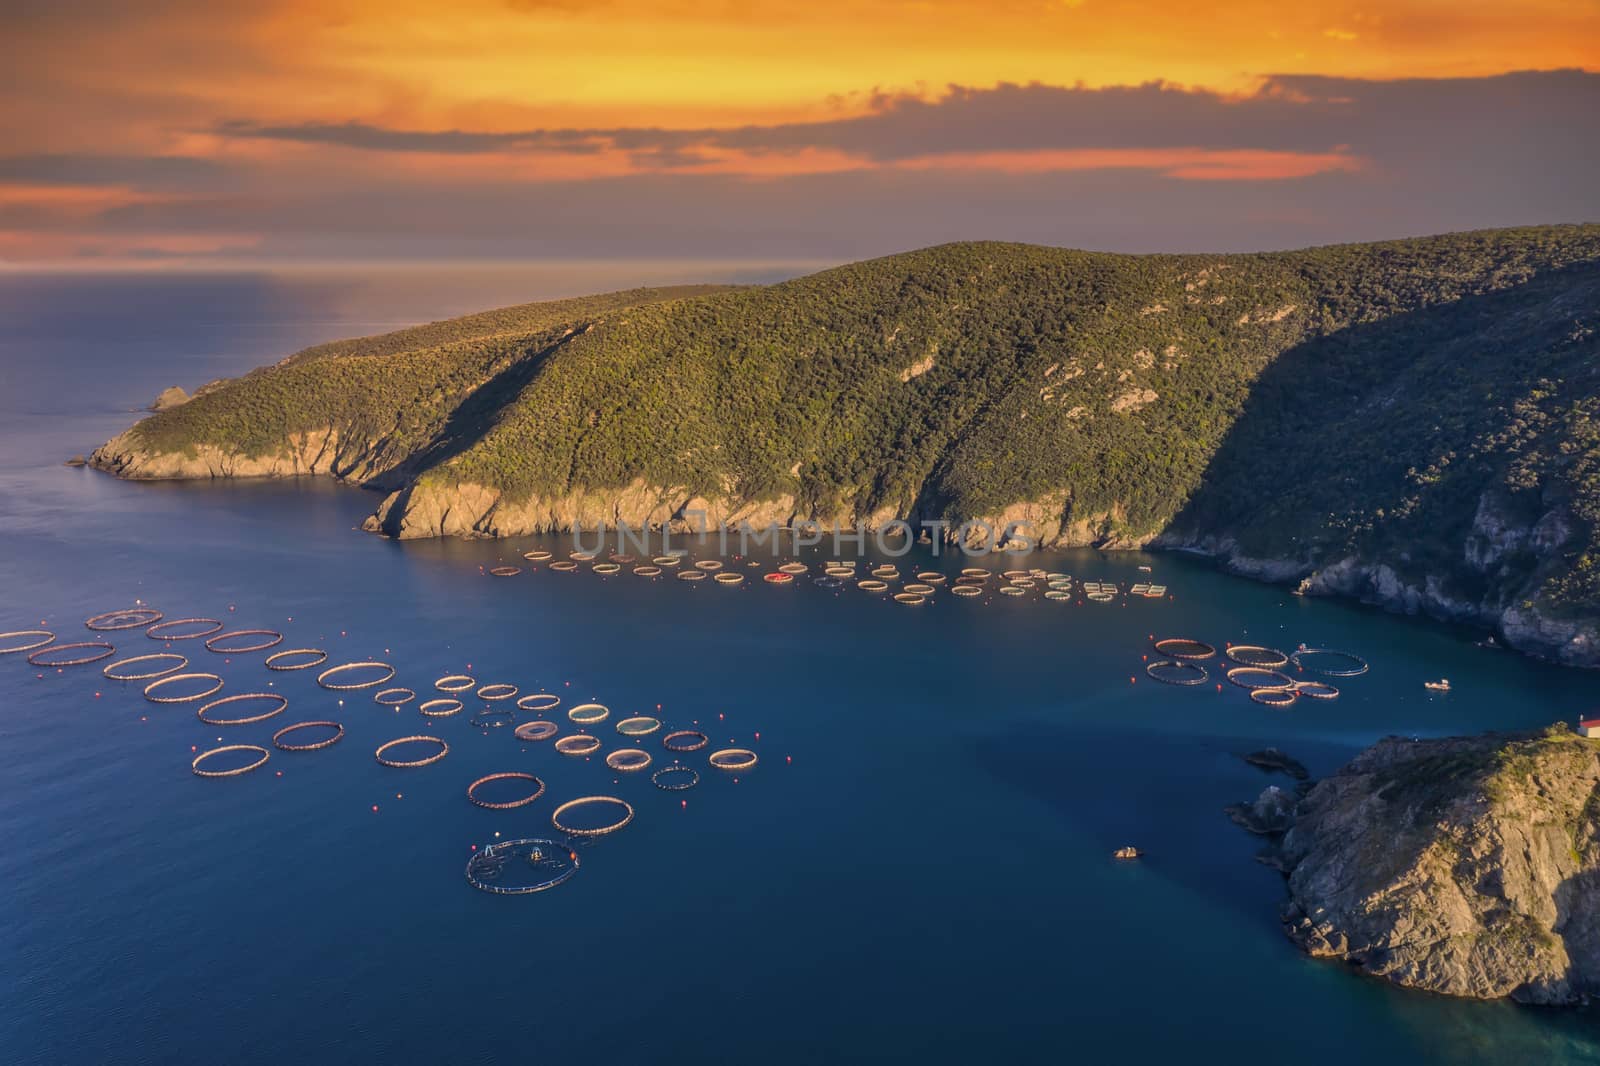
[84,440,1600,668]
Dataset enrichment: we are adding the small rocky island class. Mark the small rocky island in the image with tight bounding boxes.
[1244,724,1600,1004]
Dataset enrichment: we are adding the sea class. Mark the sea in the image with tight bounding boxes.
[2,265,1599,1065]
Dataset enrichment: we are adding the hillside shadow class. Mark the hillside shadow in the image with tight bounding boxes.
[1165,261,1600,565]
[376,323,592,490]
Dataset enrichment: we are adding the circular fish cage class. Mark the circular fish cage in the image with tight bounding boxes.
[714,572,744,585]
[85,608,163,632]
[616,716,662,737]
[464,838,578,895]
[374,687,416,706]
[204,629,284,654]
[489,566,522,577]
[1250,687,1298,707]
[677,570,706,582]
[1226,666,1297,690]
[633,565,662,577]
[998,586,1025,597]
[467,772,546,809]
[568,703,609,725]
[1145,660,1209,686]
[477,683,519,701]
[605,748,653,773]
[548,561,579,572]
[514,720,559,742]
[1294,681,1340,700]
[192,744,270,778]
[272,720,344,751]
[1044,590,1070,602]
[903,583,936,595]
[951,585,981,598]
[197,692,289,726]
[709,748,758,772]
[662,730,709,752]
[778,562,808,575]
[1152,638,1217,661]
[143,671,224,704]
[316,661,396,691]
[419,698,463,718]
[145,618,223,641]
[592,563,621,575]
[551,796,634,837]
[694,559,724,572]
[824,566,855,578]
[1,630,56,655]
[1224,645,1290,668]
[763,572,793,585]
[102,653,187,681]
[29,641,114,667]
[435,674,475,693]
[857,579,889,593]
[522,550,554,562]
[652,765,700,791]
[1289,648,1370,677]
[516,693,561,713]
[265,648,329,671]
[554,734,601,757]
[915,572,947,585]
[894,592,927,606]
[375,735,449,768]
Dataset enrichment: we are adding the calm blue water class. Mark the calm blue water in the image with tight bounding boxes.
[3,268,1600,1065]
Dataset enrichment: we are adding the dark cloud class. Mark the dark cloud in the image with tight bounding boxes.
[0,153,224,187]
[210,120,612,155]
[212,69,1600,163]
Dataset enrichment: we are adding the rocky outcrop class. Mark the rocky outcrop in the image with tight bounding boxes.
[1227,785,1297,835]
[90,427,399,484]
[1241,748,1310,781]
[362,478,805,540]
[149,386,189,411]
[1277,725,1600,1004]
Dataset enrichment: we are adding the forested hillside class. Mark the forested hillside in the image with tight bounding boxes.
[92,226,1600,662]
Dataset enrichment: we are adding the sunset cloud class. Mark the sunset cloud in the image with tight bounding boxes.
[0,1,1596,264]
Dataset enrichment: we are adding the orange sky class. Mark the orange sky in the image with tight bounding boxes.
[1,0,1596,263]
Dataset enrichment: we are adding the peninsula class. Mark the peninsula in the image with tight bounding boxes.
[91,227,1600,663]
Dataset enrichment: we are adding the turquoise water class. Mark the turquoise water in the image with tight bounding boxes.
[3,270,1600,1064]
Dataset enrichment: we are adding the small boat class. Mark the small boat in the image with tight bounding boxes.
[1113,846,1142,860]
[1138,565,1152,572]
[1424,678,1451,692]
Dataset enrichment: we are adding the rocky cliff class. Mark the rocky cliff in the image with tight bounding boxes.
[1277,725,1600,1004]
